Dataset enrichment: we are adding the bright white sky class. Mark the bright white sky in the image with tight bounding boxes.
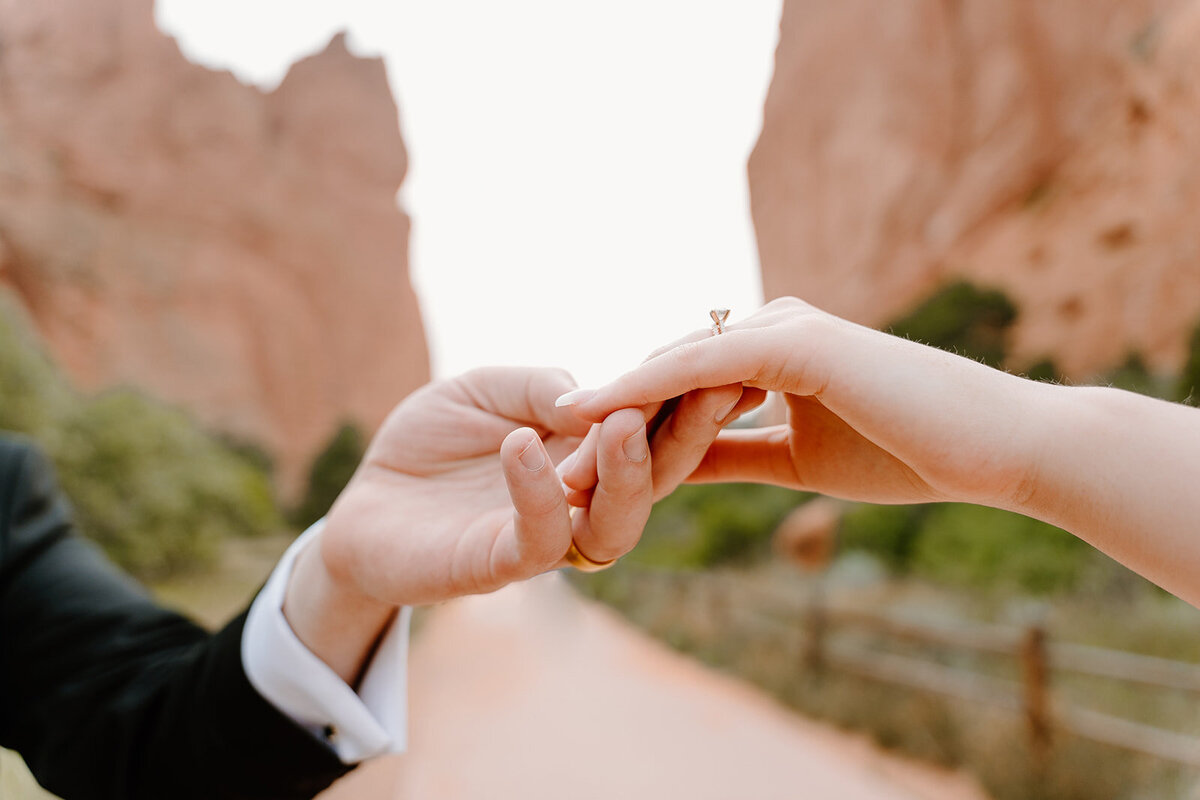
[155,0,782,387]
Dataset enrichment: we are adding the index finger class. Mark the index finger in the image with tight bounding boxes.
[567,408,653,563]
[459,366,592,438]
[555,329,776,423]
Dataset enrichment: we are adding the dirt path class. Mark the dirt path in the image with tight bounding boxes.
[322,573,990,800]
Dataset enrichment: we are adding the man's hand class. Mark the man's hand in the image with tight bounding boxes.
[282,366,676,684]
[320,367,656,604]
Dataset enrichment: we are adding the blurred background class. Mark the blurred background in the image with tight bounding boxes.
[4,1,1200,798]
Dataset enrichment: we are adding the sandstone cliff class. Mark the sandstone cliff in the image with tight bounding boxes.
[0,0,429,494]
[751,0,1200,376]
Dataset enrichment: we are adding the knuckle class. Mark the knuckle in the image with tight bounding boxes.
[660,407,696,449]
[598,446,654,491]
[764,296,800,314]
[582,513,645,559]
[461,365,496,384]
[600,460,647,496]
[519,489,565,519]
[542,366,577,393]
[711,383,743,408]
[670,340,706,377]
[644,344,672,362]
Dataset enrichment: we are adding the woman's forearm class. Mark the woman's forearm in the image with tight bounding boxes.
[1002,384,1200,605]
[821,322,1200,604]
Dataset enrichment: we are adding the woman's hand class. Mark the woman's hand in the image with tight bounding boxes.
[559,297,1055,510]
[563,296,1200,608]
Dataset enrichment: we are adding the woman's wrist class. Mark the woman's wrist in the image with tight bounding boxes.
[939,370,1067,514]
[989,380,1103,521]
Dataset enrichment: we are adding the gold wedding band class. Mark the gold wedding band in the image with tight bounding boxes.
[564,507,617,572]
[710,308,730,335]
[565,539,617,572]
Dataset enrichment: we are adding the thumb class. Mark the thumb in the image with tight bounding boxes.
[495,427,574,582]
[686,426,799,488]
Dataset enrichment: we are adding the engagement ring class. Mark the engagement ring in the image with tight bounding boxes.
[710,308,730,335]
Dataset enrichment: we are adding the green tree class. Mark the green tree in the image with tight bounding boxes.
[1,293,281,578]
[885,281,1018,367]
[630,483,807,569]
[911,504,1091,594]
[53,390,280,577]
[1103,352,1172,399]
[1021,358,1060,383]
[837,503,929,571]
[0,299,72,436]
[291,422,366,531]
[1176,317,1200,404]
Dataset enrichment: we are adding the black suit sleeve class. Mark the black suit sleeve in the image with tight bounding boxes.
[0,438,353,800]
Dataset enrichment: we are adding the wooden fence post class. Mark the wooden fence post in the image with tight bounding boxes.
[804,582,826,677]
[1021,622,1051,758]
[708,573,726,628]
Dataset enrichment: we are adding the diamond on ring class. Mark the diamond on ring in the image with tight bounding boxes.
[710,308,730,335]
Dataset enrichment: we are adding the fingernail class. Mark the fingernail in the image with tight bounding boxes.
[714,397,739,425]
[622,427,649,463]
[555,451,578,479]
[519,439,546,471]
[555,388,595,407]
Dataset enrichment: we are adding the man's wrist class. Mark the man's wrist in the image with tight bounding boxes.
[282,535,397,688]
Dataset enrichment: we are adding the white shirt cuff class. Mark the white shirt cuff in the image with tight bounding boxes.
[241,519,411,763]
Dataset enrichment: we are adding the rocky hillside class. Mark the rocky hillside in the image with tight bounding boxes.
[751,0,1200,376]
[0,0,429,494]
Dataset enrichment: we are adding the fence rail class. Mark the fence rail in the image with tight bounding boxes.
[788,595,1200,767]
[1049,641,1200,693]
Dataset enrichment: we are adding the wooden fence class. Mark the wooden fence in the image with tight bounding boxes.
[777,594,1200,767]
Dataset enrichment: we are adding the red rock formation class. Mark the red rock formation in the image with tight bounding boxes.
[0,0,429,494]
[751,0,1200,376]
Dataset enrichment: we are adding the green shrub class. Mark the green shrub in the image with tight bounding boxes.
[885,281,1018,367]
[836,503,929,570]
[910,504,1092,594]
[0,299,72,437]
[216,433,276,479]
[1022,358,1061,383]
[290,421,365,530]
[1103,352,1172,400]
[837,500,1100,595]
[1175,317,1200,404]
[51,390,280,578]
[0,294,281,578]
[631,483,807,569]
